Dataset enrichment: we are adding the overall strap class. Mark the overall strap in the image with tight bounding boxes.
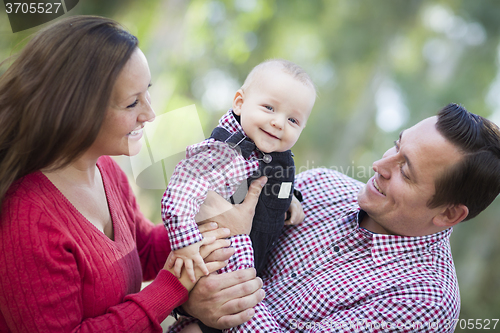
[210,127,256,159]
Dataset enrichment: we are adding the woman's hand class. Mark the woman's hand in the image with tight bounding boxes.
[164,223,231,291]
[195,177,267,236]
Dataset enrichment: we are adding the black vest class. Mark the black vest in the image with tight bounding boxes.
[210,125,294,275]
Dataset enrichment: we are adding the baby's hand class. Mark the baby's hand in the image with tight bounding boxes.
[285,194,305,226]
[166,236,215,283]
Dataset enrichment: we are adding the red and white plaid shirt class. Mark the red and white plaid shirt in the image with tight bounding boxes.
[161,110,259,251]
[169,168,460,332]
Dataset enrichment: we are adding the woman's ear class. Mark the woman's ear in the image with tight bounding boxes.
[432,204,469,228]
[232,89,244,115]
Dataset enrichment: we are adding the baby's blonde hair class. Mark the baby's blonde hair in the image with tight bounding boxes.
[241,59,316,94]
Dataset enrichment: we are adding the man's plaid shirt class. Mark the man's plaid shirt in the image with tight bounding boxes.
[169,167,460,332]
[161,110,259,251]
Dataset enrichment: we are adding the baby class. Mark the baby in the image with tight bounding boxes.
[161,59,316,285]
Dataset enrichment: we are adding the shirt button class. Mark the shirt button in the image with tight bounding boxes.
[290,272,297,278]
[333,246,340,252]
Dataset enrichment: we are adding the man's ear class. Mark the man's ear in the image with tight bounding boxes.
[433,204,469,227]
[232,89,244,115]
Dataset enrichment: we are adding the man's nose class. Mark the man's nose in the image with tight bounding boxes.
[372,155,395,179]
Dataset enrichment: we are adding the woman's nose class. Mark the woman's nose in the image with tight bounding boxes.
[139,96,155,123]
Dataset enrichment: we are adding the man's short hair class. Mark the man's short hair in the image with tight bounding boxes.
[429,103,500,220]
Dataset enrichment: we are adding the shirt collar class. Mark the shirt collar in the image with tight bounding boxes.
[355,210,453,266]
[218,109,246,136]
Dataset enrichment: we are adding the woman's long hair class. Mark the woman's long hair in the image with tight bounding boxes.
[0,15,138,209]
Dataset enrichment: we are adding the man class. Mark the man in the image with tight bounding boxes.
[177,103,500,332]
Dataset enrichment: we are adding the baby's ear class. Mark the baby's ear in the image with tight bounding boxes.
[232,89,244,115]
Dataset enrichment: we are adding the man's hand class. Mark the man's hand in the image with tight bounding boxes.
[285,194,305,225]
[181,268,265,329]
[196,177,267,236]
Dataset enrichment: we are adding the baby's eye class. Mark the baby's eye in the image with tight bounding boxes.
[127,100,139,108]
[288,118,298,125]
[264,105,274,111]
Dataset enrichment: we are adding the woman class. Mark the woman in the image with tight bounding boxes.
[0,16,264,332]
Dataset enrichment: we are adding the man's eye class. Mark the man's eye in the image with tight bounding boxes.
[393,140,400,151]
[127,100,139,108]
[264,105,274,111]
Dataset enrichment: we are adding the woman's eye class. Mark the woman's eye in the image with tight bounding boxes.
[264,105,274,111]
[400,164,410,180]
[127,100,139,108]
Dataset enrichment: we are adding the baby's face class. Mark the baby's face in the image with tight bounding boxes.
[232,68,315,153]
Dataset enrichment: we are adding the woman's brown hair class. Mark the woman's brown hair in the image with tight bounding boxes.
[0,16,138,209]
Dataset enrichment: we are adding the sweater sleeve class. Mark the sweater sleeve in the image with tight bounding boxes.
[0,156,190,332]
[0,196,188,333]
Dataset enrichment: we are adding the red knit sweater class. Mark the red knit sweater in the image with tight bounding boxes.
[0,156,188,332]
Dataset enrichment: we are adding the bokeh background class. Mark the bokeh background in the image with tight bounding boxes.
[1,0,499,331]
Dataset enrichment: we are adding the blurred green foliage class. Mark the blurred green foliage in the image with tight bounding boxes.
[1,0,499,330]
